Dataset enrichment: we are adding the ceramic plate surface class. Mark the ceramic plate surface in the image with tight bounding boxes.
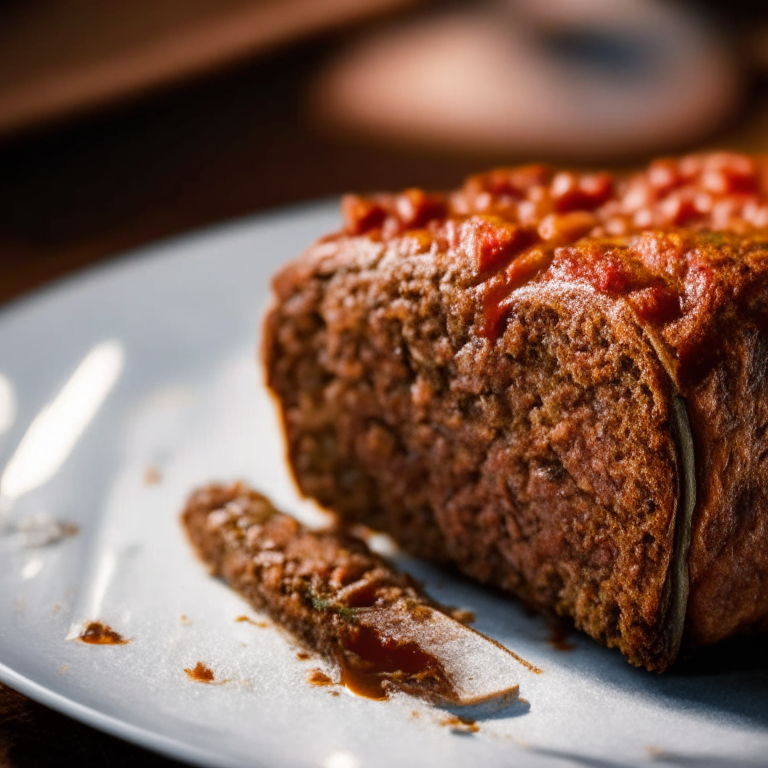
[0,203,766,768]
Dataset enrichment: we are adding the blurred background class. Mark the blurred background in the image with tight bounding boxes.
[1,0,768,308]
[1,0,768,763]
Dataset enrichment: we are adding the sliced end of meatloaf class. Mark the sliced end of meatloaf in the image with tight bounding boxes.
[263,153,768,671]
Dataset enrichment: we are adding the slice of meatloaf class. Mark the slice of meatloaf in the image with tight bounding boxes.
[181,481,525,704]
[263,153,768,671]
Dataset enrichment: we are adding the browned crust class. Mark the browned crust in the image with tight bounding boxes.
[684,317,768,646]
[263,158,768,671]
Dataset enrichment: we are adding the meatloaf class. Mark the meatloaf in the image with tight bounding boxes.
[181,481,524,704]
[182,482,449,700]
[263,153,768,671]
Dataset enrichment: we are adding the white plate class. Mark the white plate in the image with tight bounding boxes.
[0,203,766,768]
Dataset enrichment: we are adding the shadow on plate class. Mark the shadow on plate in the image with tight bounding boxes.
[672,633,768,676]
[648,633,768,729]
[527,745,767,768]
[443,694,531,725]
[396,557,768,730]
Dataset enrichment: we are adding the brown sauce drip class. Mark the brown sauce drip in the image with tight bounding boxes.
[143,465,161,485]
[78,622,128,645]
[306,669,334,686]
[296,651,311,661]
[440,715,480,734]
[184,662,215,683]
[338,624,454,701]
[235,615,267,627]
[60,523,80,538]
[336,660,388,701]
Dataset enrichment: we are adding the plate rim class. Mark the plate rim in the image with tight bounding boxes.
[0,200,342,767]
[0,197,340,329]
[0,661,257,768]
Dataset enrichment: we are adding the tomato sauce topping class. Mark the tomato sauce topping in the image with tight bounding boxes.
[340,153,768,341]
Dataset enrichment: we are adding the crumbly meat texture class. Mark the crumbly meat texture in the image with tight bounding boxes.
[181,482,457,701]
[263,153,768,671]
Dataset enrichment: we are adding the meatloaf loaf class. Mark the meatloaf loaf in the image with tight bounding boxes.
[263,153,768,671]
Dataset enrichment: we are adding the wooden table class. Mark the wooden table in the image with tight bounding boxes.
[2,36,768,768]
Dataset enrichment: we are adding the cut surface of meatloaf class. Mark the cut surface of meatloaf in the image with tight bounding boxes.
[263,153,768,671]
